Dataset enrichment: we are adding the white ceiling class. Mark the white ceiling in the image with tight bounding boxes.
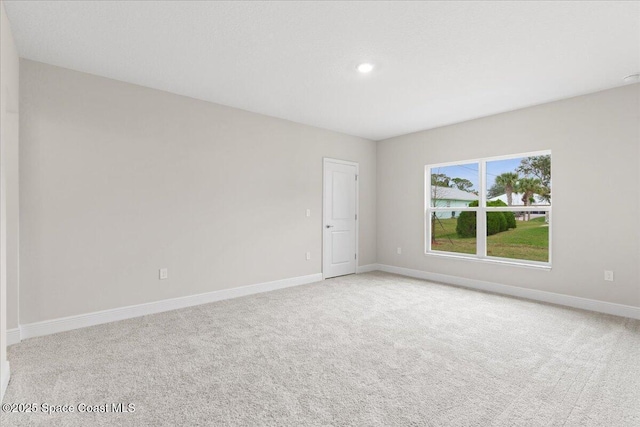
[5,1,640,140]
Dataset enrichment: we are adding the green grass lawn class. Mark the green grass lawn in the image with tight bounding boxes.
[431,216,549,262]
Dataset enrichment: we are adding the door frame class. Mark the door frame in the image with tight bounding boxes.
[322,157,359,279]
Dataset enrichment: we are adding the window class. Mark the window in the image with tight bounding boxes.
[425,151,551,267]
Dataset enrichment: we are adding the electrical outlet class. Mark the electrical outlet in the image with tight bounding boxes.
[306,209,311,217]
[397,247,402,255]
[159,268,168,280]
[306,252,311,260]
[604,270,614,282]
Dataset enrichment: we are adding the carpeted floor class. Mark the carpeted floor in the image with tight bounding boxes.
[2,272,639,426]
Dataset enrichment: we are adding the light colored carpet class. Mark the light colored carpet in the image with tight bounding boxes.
[2,272,639,426]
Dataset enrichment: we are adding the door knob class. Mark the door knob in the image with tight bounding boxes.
[326,225,334,228]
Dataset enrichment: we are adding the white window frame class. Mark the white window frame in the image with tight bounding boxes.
[424,150,551,269]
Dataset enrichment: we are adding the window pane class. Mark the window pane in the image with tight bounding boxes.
[486,211,549,263]
[430,163,479,208]
[486,155,551,207]
[430,210,477,255]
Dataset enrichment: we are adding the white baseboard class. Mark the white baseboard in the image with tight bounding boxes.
[15,273,323,342]
[356,264,378,274]
[376,264,640,320]
[1,361,9,403]
[9,265,638,345]
[6,328,20,346]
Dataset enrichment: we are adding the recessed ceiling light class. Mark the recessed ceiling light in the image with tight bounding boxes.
[623,73,640,83]
[357,63,374,73]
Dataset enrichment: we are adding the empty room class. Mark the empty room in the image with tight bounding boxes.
[1,1,639,426]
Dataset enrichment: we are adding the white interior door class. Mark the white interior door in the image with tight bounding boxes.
[323,159,357,279]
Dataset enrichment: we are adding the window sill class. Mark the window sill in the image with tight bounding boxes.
[424,251,552,270]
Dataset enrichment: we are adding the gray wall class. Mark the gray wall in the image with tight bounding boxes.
[15,59,640,328]
[377,84,640,307]
[1,0,20,399]
[19,60,376,324]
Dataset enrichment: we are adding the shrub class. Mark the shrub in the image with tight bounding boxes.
[487,211,506,235]
[487,200,507,233]
[456,200,478,237]
[504,211,516,229]
[455,199,516,237]
[456,211,476,237]
[487,199,515,233]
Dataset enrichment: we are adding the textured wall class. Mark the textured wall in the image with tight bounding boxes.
[19,60,376,324]
[1,0,20,399]
[377,84,640,307]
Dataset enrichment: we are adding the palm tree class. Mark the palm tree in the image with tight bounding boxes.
[495,172,519,206]
[516,177,542,221]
